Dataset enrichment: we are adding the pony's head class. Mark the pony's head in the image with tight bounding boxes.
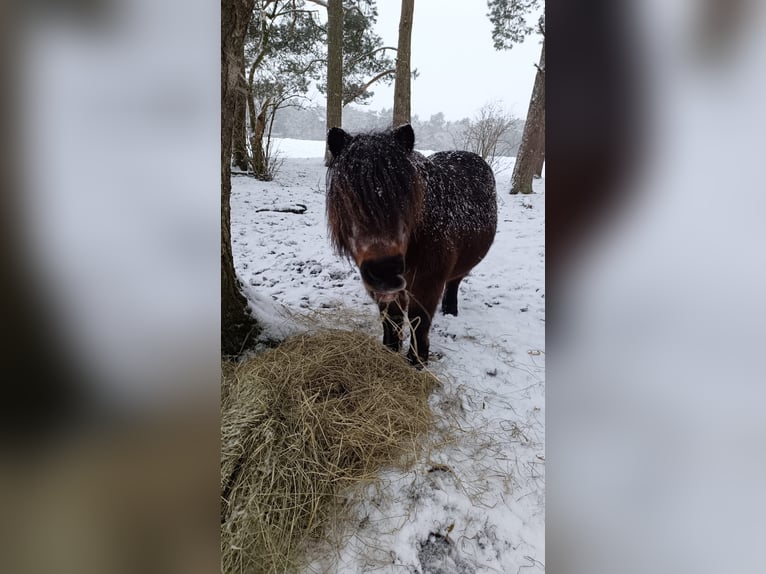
[326,124,425,302]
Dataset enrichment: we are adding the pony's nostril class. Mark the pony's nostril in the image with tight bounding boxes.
[367,266,380,281]
[361,256,405,289]
[360,262,378,284]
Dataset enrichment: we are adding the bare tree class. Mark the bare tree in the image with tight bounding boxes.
[460,102,519,171]
[223,0,259,355]
[246,1,326,178]
[392,0,414,127]
[510,37,544,194]
[245,2,285,179]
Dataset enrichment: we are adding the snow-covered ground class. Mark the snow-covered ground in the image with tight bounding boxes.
[231,137,545,573]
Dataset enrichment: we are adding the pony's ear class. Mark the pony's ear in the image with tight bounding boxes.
[392,124,415,153]
[327,127,351,157]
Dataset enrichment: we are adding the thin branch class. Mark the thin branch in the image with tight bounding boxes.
[343,68,396,106]
[346,46,397,70]
[305,0,327,8]
[278,97,310,111]
[273,7,322,18]
[263,92,303,158]
[297,57,325,76]
[247,13,272,89]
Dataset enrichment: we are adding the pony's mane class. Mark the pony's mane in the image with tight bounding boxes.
[326,129,425,258]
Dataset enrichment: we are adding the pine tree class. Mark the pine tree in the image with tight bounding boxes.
[486,1,544,194]
[317,0,397,162]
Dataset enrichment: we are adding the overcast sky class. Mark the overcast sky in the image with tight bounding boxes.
[351,0,544,122]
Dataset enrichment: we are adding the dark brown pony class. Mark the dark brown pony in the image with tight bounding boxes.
[326,124,497,365]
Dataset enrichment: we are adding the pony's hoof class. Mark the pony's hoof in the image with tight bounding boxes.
[384,342,402,353]
[410,361,425,371]
[407,351,428,369]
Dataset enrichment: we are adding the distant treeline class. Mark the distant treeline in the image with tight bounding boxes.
[270,105,523,156]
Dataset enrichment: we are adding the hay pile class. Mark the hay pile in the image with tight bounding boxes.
[221,330,439,574]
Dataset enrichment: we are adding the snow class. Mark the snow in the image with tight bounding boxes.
[268,137,326,158]
[231,137,545,573]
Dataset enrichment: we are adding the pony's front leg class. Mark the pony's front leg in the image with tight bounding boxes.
[406,284,442,366]
[378,291,408,352]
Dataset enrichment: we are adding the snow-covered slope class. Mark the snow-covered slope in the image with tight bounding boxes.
[231,137,545,573]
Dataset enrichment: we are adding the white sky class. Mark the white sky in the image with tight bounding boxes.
[352,0,544,121]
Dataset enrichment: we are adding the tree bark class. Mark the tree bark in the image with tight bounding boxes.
[532,122,545,177]
[222,0,259,356]
[533,148,545,177]
[248,97,270,179]
[392,0,414,127]
[324,0,343,165]
[232,44,250,172]
[510,40,545,194]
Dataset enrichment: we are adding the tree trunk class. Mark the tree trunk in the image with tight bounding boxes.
[249,101,269,180]
[324,0,343,165]
[511,40,545,195]
[222,0,259,356]
[532,132,545,177]
[392,0,414,127]
[232,44,250,172]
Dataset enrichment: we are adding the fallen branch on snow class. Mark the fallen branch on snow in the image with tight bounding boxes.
[255,203,307,214]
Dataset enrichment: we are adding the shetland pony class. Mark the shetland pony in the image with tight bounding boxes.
[326,124,497,364]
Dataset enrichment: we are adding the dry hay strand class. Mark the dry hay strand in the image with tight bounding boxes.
[221,330,439,574]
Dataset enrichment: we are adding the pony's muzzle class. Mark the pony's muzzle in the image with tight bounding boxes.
[360,255,406,294]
